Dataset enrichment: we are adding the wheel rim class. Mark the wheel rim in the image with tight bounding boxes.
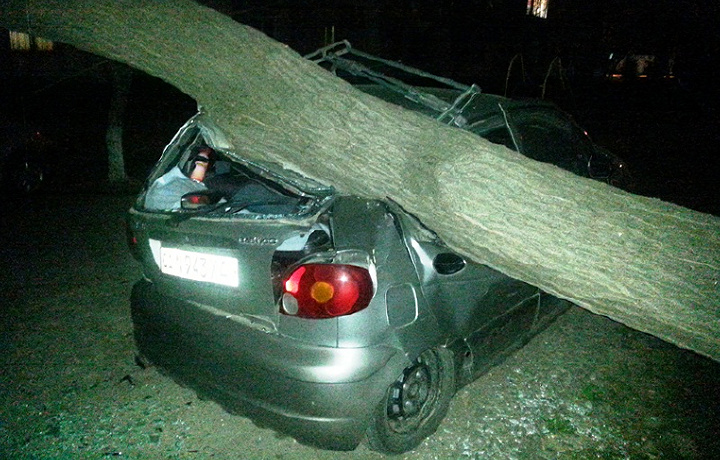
[385,351,441,434]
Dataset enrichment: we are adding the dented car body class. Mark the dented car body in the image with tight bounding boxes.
[127,43,591,454]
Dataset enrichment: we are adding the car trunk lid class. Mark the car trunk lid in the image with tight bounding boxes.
[137,212,329,326]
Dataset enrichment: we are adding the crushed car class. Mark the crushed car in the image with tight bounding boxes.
[126,41,628,454]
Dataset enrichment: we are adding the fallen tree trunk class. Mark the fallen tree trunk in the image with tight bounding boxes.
[3,0,718,360]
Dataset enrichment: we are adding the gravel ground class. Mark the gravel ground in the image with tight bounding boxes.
[1,193,719,460]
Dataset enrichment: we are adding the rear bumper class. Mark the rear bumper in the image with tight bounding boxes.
[130,279,408,450]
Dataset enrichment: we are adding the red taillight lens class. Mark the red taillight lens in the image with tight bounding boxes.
[281,264,373,319]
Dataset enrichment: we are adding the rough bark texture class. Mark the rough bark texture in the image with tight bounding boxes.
[2,0,718,360]
[106,64,132,182]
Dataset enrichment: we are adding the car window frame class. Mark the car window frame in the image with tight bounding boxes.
[503,108,595,176]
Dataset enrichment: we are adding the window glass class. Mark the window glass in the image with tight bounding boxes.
[511,112,594,175]
[140,124,310,216]
[526,0,549,18]
[482,127,517,151]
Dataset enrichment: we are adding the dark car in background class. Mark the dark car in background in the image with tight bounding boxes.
[126,42,628,454]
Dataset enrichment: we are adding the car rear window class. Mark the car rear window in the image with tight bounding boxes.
[140,124,325,218]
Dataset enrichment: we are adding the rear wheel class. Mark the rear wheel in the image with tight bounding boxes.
[366,347,455,454]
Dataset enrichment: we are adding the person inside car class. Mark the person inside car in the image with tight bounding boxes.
[144,146,214,210]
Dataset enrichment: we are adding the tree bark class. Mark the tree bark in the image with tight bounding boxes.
[2,0,718,360]
[106,63,132,183]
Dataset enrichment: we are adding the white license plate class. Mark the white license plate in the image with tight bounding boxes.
[160,247,239,287]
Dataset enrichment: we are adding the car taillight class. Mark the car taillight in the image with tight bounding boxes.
[281,264,373,319]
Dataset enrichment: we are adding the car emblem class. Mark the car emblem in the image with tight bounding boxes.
[238,236,278,246]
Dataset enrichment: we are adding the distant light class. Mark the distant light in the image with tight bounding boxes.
[8,31,54,51]
[35,37,54,51]
[9,31,31,51]
[526,0,550,19]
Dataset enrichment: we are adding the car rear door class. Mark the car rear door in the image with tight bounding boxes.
[389,209,539,359]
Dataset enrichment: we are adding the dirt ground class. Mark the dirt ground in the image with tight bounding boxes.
[2,79,720,459]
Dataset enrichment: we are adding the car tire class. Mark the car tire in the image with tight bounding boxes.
[366,346,455,454]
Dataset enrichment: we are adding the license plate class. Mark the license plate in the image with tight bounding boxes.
[160,247,239,287]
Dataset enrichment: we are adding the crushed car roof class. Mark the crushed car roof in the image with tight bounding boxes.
[305,40,559,128]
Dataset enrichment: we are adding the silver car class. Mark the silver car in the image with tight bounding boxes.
[127,45,575,454]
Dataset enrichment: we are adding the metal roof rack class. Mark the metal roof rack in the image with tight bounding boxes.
[305,41,481,127]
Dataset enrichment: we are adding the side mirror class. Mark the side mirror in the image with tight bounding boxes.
[180,191,223,210]
[433,253,466,275]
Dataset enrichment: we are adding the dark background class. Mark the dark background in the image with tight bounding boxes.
[1,0,718,212]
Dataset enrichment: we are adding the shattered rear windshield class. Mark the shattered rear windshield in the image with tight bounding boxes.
[140,120,332,218]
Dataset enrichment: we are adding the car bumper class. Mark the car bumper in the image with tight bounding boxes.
[130,279,408,451]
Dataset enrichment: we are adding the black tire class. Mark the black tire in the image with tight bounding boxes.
[366,347,455,454]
